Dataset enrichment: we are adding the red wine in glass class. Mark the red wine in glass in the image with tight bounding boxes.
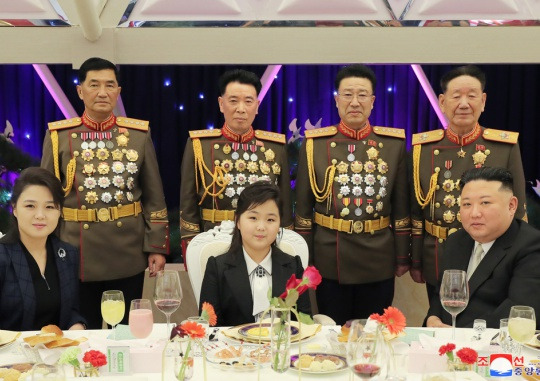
[352,363,381,379]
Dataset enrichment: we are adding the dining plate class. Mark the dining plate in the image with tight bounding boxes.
[290,352,348,374]
[206,344,271,371]
[238,323,300,341]
[0,340,18,352]
[523,334,540,351]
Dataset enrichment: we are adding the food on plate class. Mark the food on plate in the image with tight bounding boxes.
[214,345,243,359]
[298,354,314,368]
[296,354,342,372]
[0,368,20,381]
[246,327,269,337]
[247,345,271,363]
[23,324,84,348]
[44,337,78,349]
[41,324,63,337]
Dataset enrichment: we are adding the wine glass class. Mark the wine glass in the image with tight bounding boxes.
[440,269,469,339]
[129,298,154,339]
[346,320,385,380]
[154,270,183,338]
[508,305,536,344]
[101,290,125,340]
[31,363,66,380]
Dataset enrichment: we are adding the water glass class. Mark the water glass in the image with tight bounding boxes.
[499,318,521,355]
[473,319,486,340]
[31,363,66,380]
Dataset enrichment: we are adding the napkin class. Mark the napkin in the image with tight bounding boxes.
[0,330,20,346]
[106,324,135,340]
[418,332,491,352]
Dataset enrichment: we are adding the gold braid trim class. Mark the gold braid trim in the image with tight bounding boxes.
[51,130,76,197]
[306,138,335,203]
[412,144,438,209]
[192,138,228,204]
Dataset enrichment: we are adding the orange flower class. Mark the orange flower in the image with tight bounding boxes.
[381,306,406,335]
[201,302,217,327]
[180,321,206,339]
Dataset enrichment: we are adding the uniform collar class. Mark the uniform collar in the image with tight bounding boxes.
[338,120,372,140]
[222,123,254,143]
[81,112,116,131]
[446,123,482,146]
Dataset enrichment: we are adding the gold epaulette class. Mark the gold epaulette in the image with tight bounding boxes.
[305,126,338,138]
[483,128,519,144]
[373,126,405,139]
[412,129,445,145]
[255,130,285,144]
[116,117,149,131]
[48,118,82,131]
[189,129,222,139]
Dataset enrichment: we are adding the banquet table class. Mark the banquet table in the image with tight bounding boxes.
[1,324,538,380]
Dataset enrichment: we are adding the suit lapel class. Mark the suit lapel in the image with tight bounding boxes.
[6,242,35,329]
[51,237,69,326]
[223,251,254,321]
[271,249,293,298]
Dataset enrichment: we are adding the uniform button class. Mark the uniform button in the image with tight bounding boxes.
[434,150,440,155]
[73,151,79,157]
[117,221,122,227]
[374,213,379,217]
[379,143,384,148]
[337,194,343,199]
[162,244,166,249]
[71,133,77,139]
[438,238,444,243]
[118,204,123,209]
[81,205,87,210]
[214,144,219,149]
[124,131,129,137]
[331,159,337,165]
[214,160,220,165]
[436,185,440,190]
[437,220,442,225]
[435,202,441,208]
[330,142,336,148]
[260,147,266,152]
[218,194,224,199]
[166,225,169,228]
[435,167,440,172]
[78,186,84,192]
[485,149,491,155]
[376,195,381,200]
[165,235,169,239]
[83,224,89,230]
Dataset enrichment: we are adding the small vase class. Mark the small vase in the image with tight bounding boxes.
[447,358,473,371]
[73,365,99,377]
[270,307,291,373]
[162,337,194,381]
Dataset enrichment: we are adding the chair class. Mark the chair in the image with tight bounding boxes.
[185,221,335,325]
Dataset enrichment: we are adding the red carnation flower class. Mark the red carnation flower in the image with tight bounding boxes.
[83,350,107,367]
[438,343,456,356]
[456,347,478,364]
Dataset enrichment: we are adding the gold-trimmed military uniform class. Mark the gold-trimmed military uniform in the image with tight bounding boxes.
[179,124,293,254]
[41,112,169,282]
[411,124,527,288]
[295,121,411,284]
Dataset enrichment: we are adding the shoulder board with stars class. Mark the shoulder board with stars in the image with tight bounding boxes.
[189,129,222,139]
[372,126,405,139]
[305,126,338,138]
[255,130,285,144]
[48,118,82,131]
[412,129,445,145]
[483,128,519,144]
[116,117,149,131]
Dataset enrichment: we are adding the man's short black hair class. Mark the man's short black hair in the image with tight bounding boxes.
[78,57,119,84]
[460,167,513,193]
[218,69,261,96]
[334,64,376,92]
[440,65,486,93]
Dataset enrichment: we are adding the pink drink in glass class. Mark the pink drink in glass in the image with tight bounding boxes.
[129,309,153,339]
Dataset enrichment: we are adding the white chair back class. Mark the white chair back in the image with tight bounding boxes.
[186,221,309,306]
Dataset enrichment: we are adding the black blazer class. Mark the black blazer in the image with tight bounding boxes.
[427,219,540,329]
[199,246,311,326]
[0,236,87,330]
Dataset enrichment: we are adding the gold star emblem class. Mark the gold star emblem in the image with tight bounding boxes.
[457,148,466,158]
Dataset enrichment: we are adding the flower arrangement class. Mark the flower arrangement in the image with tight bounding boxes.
[439,343,478,371]
[365,306,407,341]
[59,347,107,377]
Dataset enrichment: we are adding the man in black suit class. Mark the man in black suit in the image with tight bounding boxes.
[426,167,540,329]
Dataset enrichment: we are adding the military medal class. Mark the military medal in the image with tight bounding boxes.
[442,179,455,192]
[366,199,374,214]
[264,149,275,162]
[457,211,462,222]
[337,174,350,185]
[231,198,238,208]
[231,143,240,160]
[472,149,488,168]
[81,149,94,162]
[126,177,134,190]
[106,141,114,149]
[444,160,453,179]
[380,176,388,186]
[443,194,456,208]
[376,201,383,212]
[96,148,109,161]
[242,144,250,161]
[82,164,95,176]
[97,162,110,175]
[85,191,98,204]
[354,198,363,216]
[223,144,232,155]
[84,177,97,189]
[247,161,258,174]
[350,161,363,173]
[365,186,375,197]
[225,187,235,198]
[457,196,461,206]
[364,161,376,173]
[457,147,466,158]
[347,144,356,162]
[101,192,112,203]
[259,161,271,175]
[237,186,245,195]
[126,162,138,174]
[377,160,388,174]
[112,161,125,174]
[98,177,110,188]
[111,149,123,161]
[339,186,350,197]
[379,187,387,197]
[352,186,363,197]
[221,159,233,173]
[351,173,363,185]
[97,141,105,149]
[250,145,258,162]
[114,190,124,203]
[126,192,134,202]
[81,142,89,150]
[236,173,247,185]
[455,179,461,191]
[341,198,350,217]
[248,174,259,184]
[126,149,139,162]
[364,174,376,186]
[223,173,234,185]
[112,175,125,189]
[443,210,456,223]
[366,146,379,160]
[116,134,128,147]
[271,163,281,175]
[235,159,246,172]
[336,161,349,174]
[89,141,97,150]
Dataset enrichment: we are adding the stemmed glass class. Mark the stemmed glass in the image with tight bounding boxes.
[154,270,183,338]
[129,299,154,339]
[101,290,125,340]
[440,269,469,339]
[508,305,536,345]
[31,363,65,380]
[346,320,385,380]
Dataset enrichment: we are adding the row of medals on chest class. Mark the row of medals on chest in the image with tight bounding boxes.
[434,144,491,225]
[212,142,281,202]
[332,144,388,218]
[71,131,138,205]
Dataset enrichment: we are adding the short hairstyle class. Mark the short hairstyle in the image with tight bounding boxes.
[460,167,513,193]
[218,69,261,96]
[0,167,64,244]
[78,57,119,84]
[228,181,283,255]
[334,64,377,92]
[440,65,486,93]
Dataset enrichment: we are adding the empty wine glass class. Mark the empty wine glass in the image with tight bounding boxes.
[154,270,183,338]
[346,319,386,380]
[101,290,125,340]
[440,269,469,339]
[508,305,536,344]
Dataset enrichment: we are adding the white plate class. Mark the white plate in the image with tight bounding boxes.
[206,344,271,371]
[290,352,348,374]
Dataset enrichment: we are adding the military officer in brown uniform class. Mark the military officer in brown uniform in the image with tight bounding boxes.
[180,69,293,257]
[41,57,169,328]
[295,65,411,325]
[410,65,527,301]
